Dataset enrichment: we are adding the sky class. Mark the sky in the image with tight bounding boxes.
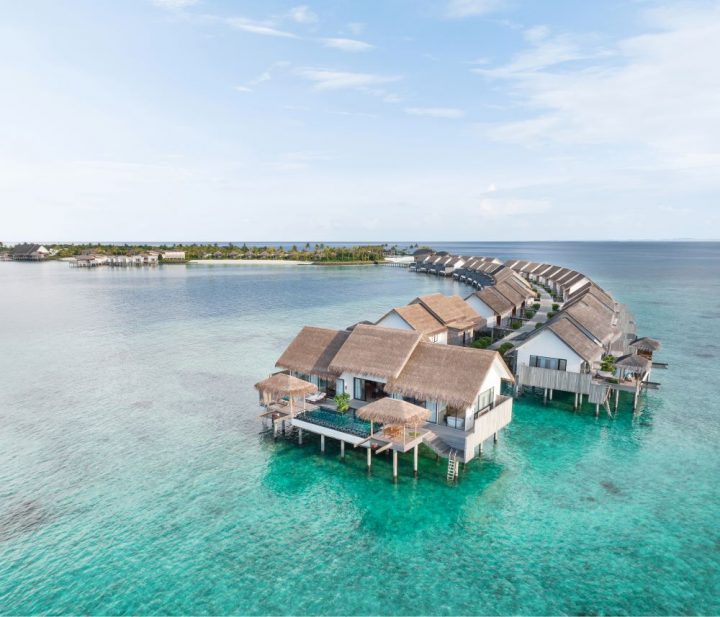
[1,0,720,242]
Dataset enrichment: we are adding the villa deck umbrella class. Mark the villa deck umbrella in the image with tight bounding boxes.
[356,398,429,445]
[254,373,317,415]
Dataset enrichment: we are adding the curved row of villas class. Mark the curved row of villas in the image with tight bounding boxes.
[410,251,663,412]
[258,251,661,480]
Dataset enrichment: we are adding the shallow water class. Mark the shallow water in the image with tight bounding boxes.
[0,242,719,615]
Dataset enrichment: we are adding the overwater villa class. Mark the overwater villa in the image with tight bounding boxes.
[258,323,514,480]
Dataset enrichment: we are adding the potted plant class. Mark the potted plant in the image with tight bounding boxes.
[334,392,351,414]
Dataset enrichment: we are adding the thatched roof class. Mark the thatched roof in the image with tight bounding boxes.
[615,353,652,372]
[356,398,429,425]
[547,317,602,362]
[254,372,317,397]
[492,281,525,307]
[564,296,615,344]
[275,326,350,378]
[473,287,515,315]
[379,304,446,336]
[412,294,482,327]
[630,337,661,353]
[328,324,422,380]
[385,343,512,409]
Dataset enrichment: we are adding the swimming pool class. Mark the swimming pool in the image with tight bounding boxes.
[295,407,377,437]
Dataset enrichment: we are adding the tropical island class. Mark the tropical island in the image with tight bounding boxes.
[0,242,424,264]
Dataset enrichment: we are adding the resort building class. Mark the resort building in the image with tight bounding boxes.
[161,251,186,262]
[409,293,484,345]
[10,243,49,261]
[465,287,515,327]
[261,322,516,479]
[375,304,448,343]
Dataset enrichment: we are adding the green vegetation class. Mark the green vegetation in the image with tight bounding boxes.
[532,302,541,310]
[600,355,616,373]
[524,309,535,319]
[472,336,492,349]
[510,319,522,329]
[552,303,560,311]
[535,322,543,329]
[44,242,400,262]
[334,392,351,413]
[498,342,515,357]
[546,311,556,319]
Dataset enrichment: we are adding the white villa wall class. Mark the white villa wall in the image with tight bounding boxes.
[515,329,588,374]
[375,312,448,343]
[464,295,496,322]
[376,312,412,332]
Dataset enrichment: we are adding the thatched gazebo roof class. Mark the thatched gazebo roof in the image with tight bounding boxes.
[615,353,652,372]
[254,373,317,399]
[356,398,429,426]
[630,337,661,353]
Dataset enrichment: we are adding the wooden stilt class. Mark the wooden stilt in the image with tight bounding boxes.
[413,445,418,477]
[298,428,303,445]
[574,391,579,410]
[615,388,620,412]
[320,434,325,453]
[493,432,498,443]
[340,440,345,458]
[549,389,553,401]
[595,403,600,417]
[392,450,398,481]
[367,447,372,469]
[544,388,548,404]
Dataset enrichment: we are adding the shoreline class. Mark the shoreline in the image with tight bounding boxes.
[188,259,313,265]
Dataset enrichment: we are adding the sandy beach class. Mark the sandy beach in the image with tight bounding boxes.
[188,259,313,265]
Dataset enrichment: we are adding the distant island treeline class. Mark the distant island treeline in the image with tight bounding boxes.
[1,242,429,264]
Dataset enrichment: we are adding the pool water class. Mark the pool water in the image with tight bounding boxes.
[296,407,375,437]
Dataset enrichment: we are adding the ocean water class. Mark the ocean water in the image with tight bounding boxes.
[0,242,718,615]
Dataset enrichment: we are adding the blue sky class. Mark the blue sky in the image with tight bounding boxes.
[2,0,719,241]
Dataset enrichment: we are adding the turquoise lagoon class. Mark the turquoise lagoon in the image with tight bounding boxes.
[0,242,718,615]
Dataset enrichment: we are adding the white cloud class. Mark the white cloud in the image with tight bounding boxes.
[287,5,318,24]
[152,0,199,9]
[479,3,720,172]
[524,25,550,43]
[405,107,465,119]
[296,68,400,91]
[226,17,298,38]
[234,85,253,93]
[321,38,374,52]
[446,0,504,18]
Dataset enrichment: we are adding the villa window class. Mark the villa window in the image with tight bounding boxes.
[353,377,365,401]
[529,355,567,371]
[476,387,495,413]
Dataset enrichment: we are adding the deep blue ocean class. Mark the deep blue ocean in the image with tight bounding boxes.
[0,242,718,615]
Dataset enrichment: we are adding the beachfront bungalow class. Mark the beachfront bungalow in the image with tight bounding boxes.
[375,304,448,343]
[162,251,186,262]
[465,287,514,327]
[11,243,49,261]
[409,293,483,345]
[72,254,108,267]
